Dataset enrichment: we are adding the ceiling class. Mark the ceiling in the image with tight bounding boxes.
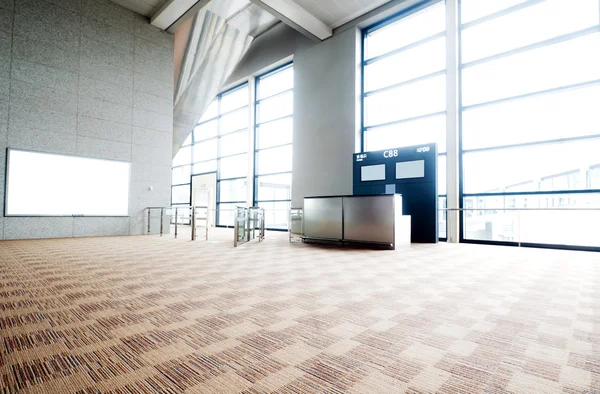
[110,0,392,39]
[290,0,391,29]
[109,0,168,17]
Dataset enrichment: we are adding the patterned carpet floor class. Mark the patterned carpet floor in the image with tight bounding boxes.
[0,229,599,393]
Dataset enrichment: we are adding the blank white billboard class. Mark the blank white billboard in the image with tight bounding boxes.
[5,149,130,216]
[361,164,386,181]
[396,160,425,179]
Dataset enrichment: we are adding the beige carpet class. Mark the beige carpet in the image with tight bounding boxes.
[0,229,599,393]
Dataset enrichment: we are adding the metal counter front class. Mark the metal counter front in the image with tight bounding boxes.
[303,194,410,249]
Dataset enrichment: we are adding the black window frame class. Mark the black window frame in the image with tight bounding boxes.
[253,61,294,231]
[361,0,448,241]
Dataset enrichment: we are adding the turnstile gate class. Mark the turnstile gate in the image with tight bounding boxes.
[234,206,265,247]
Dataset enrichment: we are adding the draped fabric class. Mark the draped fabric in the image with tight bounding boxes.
[172,0,278,156]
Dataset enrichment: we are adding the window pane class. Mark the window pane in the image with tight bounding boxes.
[256,173,292,201]
[365,37,446,92]
[182,134,192,146]
[199,99,218,122]
[365,74,445,127]
[256,117,293,150]
[217,203,239,227]
[194,120,218,142]
[438,155,446,195]
[588,166,600,188]
[171,204,192,225]
[173,146,191,167]
[221,107,248,135]
[171,184,190,204]
[220,154,247,179]
[219,179,247,203]
[255,65,294,210]
[366,1,445,59]
[365,114,446,152]
[462,0,599,63]
[256,145,292,175]
[258,201,291,230]
[463,193,600,247]
[172,165,191,185]
[193,139,217,162]
[220,130,248,157]
[221,85,248,113]
[438,196,447,239]
[257,91,293,124]
[193,160,216,174]
[463,139,600,194]
[461,0,531,24]
[459,0,600,249]
[258,67,294,100]
[462,84,600,150]
[462,33,600,106]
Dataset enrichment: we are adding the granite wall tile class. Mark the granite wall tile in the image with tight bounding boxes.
[79,76,133,106]
[77,116,132,143]
[76,135,132,161]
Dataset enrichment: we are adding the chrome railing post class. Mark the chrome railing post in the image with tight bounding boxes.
[205,207,209,241]
[159,208,164,236]
[233,207,239,247]
[261,208,265,241]
[174,207,178,239]
[517,210,521,248]
[246,208,251,242]
[147,208,151,234]
[191,206,196,241]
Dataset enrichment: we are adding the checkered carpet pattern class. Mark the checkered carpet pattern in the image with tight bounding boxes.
[1,230,599,393]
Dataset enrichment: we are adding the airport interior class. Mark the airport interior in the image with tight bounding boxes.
[1,0,600,392]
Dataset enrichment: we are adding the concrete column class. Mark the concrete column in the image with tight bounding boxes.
[446,0,460,242]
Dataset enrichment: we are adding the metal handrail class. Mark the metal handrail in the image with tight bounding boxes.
[440,207,600,211]
[146,206,209,240]
[147,205,600,247]
[438,206,600,247]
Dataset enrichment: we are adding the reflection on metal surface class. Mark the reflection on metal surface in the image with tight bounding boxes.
[303,197,343,240]
[344,195,395,244]
[303,195,410,249]
[289,207,303,243]
[172,0,278,156]
[233,206,266,247]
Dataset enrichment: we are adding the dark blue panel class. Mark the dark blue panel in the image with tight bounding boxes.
[353,143,438,243]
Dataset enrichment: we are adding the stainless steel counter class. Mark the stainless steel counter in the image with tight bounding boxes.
[303,194,410,249]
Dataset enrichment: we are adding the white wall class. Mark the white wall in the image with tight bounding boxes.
[291,28,362,207]
[0,0,174,239]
